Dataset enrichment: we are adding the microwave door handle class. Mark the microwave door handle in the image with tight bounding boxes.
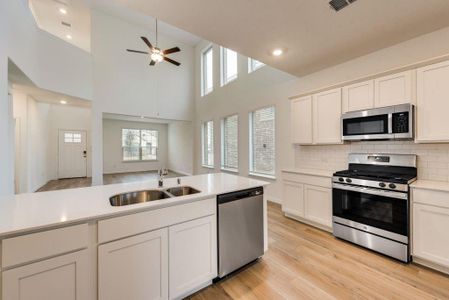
[388,113,393,134]
[333,183,408,200]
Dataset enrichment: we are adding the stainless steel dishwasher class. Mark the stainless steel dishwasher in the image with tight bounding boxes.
[217,187,264,279]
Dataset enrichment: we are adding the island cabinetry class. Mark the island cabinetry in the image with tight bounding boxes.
[98,198,217,300]
[1,224,90,300]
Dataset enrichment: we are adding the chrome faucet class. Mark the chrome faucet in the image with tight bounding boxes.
[158,168,168,187]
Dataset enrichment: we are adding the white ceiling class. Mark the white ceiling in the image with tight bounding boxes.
[115,0,449,76]
[29,0,91,52]
[28,0,202,53]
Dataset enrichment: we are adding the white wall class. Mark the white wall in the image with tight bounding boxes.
[48,105,92,179]
[103,119,168,174]
[194,25,449,203]
[90,9,196,184]
[0,0,92,195]
[167,121,194,175]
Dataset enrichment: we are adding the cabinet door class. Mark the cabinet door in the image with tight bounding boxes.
[2,250,89,300]
[375,70,413,107]
[416,60,449,142]
[413,203,449,268]
[169,215,217,300]
[313,88,342,144]
[342,80,374,113]
[282,181,305,218]
[98,228,168,300]
[304,185,332,228]
[290,96,313,144]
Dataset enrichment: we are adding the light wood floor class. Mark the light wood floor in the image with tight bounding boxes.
[36,170,183,192]
[189,202,449,300]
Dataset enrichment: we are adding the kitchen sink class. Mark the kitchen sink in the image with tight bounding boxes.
[110,190,172,206]
[164,186,200,197]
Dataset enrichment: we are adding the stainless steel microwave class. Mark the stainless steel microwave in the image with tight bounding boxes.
[341,104,414,141]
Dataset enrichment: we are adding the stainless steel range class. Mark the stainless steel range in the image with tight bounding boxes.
[332,153,417,262]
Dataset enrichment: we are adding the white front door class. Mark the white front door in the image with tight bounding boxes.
[58,130,87,179]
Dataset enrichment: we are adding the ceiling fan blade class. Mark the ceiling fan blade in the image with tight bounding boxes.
[141,36,153,49]
[150,60,156,66]
[163,47,180,55]
[163,56,181,66]
[126,49,148,54]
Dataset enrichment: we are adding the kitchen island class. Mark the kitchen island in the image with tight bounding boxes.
[0,173,268,300]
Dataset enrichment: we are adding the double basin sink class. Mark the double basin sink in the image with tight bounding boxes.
[110,186,200,206]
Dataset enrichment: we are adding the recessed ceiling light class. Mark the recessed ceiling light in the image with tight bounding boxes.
[66,34,72,40]
[140,116,145,119]
[272,49,283,56]
[59,8,67,15]
[60,100,67,104]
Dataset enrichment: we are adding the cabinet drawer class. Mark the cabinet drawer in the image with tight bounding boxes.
[282,172,331,188]
[412,188,449,209]
[98,198,215,244]
[2,224,88,268]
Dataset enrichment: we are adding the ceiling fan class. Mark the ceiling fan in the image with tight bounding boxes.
[126,19,181,66]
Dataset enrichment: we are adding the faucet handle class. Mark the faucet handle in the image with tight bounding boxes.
[177,178,181,185]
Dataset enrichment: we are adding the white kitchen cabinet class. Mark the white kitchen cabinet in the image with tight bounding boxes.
[416,60,449,142]
[169,215,217,299]
[304,185,332,228]
[282,181,305,218]
[290,96,313,144]
[98,228,169,300]
[413,203,449,268]
[342,80,374,113]
[313,88,342,144]
[374,70,414,108]
[2,250,89,300]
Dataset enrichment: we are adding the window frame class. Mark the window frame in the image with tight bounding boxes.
[121,128,159,162]
[201,45,214,97]
[220,47,238,86]
[220,114,239,173]
[249,105,276,179]
[201,120,215,168]
[248,58,265,73]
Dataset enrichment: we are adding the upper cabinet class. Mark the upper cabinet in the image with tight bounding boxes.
[290,88,342,145]
[313,88,342,144]
[374,70,414,108]
[416,60,449,142]
[342,80,374,113]
[290,96,313,144]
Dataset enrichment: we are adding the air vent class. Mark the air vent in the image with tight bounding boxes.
[329,0,357,12]
[61,21,71,27]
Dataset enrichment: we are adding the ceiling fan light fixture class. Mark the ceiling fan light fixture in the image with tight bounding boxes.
[150,49,164,63]
[272,48,283,56]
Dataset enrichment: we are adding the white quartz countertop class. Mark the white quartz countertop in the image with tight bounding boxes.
[0,173,268,238]
[410,180,449,192]
[282,168,334,178]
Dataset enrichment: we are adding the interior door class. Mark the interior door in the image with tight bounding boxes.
[58,130,87,179]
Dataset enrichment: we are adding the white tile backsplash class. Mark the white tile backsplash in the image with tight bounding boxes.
[294,141,449,182]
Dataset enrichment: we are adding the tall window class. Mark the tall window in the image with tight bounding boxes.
[249,106,275,177]
[201,46,213,96]
[201,121,214,167]
[221,115,238,171]
[122,129,158,161]
[220,47,238,86]
[248,58,265,73]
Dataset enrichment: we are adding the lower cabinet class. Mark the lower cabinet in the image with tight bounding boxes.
[304,185,332,228]
[169,215,217,300]
[413,203,449,268]
[2,249,89,300]
[282,174,332,230]
[98,228,169,300]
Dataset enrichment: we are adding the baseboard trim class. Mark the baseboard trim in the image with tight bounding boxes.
[413,256,449,275]
[284,212,332,233]
[267,195,282,204]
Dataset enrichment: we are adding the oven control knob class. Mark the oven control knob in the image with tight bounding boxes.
[339,177,344,182]
[345,178,352,183]
[389,183,397,189]
[379,182,386,188]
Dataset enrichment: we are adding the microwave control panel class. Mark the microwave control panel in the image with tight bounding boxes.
[392,112,409,133]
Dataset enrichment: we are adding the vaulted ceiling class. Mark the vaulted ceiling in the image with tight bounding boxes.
[115,0,449,76]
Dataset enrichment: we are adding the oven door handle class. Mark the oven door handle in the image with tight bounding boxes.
[333,183,408,200]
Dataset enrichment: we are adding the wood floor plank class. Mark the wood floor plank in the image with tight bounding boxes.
[190,201,449,300]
